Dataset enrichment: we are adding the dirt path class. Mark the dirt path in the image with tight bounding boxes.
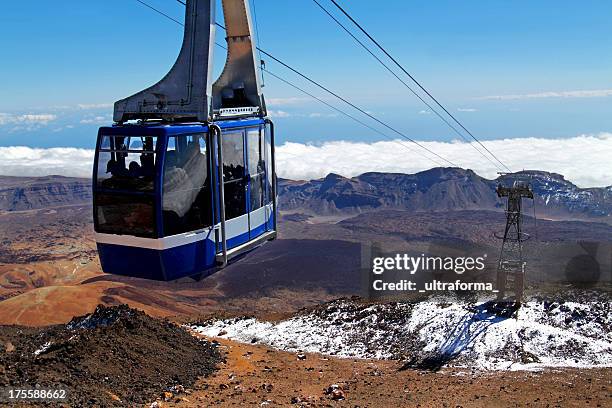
[161,336,611,408]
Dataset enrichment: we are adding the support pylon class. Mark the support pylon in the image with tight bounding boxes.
[495,180,534,303]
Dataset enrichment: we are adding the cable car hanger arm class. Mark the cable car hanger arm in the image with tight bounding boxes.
[114,0,266,123]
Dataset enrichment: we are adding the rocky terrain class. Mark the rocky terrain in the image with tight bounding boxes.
[527,170,612,218]
[0,172,610,406]
[0,175,90,212]
[171,337,611,407]
[0,305,221,406]
[1,171,611,326]
[193,294,612,371]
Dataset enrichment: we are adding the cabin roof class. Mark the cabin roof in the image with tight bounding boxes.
[99,117,265,136]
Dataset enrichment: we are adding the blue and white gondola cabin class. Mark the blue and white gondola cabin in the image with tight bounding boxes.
[92,0,277,280]
[93,120,276,280]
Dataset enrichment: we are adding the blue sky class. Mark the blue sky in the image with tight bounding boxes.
[1,0,612,149]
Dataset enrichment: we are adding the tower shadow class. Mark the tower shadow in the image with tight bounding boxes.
[400,301,519,371]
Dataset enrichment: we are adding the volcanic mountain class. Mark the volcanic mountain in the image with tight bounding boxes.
[0,175,91,211]
[279,168,612,222]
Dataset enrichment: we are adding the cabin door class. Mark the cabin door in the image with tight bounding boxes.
[221,129,249,248]
[246,126,268,239]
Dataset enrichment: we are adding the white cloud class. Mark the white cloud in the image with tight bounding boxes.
[457,108,477,112]
[479,89,612,100]
[308,112,339,118]
[20,114,57,123]
[267,110,291,118]
[1,133,610,187]
[418,110,431,115]
[46,105,73,110]
[77,103,113,110]
[31,103,112,111]
[51,125,75,133]
[276,133,612,188]
[80,115,111,125]
[0,146,94,178]
[0,113,57,126]
[266,97,309,107]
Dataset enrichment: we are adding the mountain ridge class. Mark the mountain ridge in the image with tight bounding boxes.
[1,169,610,222]
[279,168,612,222]
[0,175,91,211]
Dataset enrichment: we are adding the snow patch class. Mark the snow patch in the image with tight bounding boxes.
[191,297,612,371]
[33,341,52,356]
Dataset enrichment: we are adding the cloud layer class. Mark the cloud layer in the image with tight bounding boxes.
[0,113,57,126]
[0,134,610,187]
[480,89,612,100]
[0,146,94,178]
[275,133,612,187]
[0,104,113,135]
[76,103,113,110]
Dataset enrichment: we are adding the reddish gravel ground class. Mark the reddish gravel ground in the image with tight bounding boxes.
[166,335,612,408]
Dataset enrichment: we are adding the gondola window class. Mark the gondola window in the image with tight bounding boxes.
[96,136,157,192]
[222,131,247,220]
[162,134,211,236]
[248,128,265,211]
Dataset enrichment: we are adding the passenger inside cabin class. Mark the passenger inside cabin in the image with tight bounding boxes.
[162,135,210,235]
[102,137,156,191]
[128,161,141,176]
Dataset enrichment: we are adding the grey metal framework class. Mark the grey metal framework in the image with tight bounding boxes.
[212,0,266,116]
[113,0,266,123]
[495,180,534,303]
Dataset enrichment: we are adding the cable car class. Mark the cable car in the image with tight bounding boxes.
[92,0,277,280]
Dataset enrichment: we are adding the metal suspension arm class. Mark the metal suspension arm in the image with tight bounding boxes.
[213,0,266,117]
[113,0,266,123]
[114,0,216,122]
